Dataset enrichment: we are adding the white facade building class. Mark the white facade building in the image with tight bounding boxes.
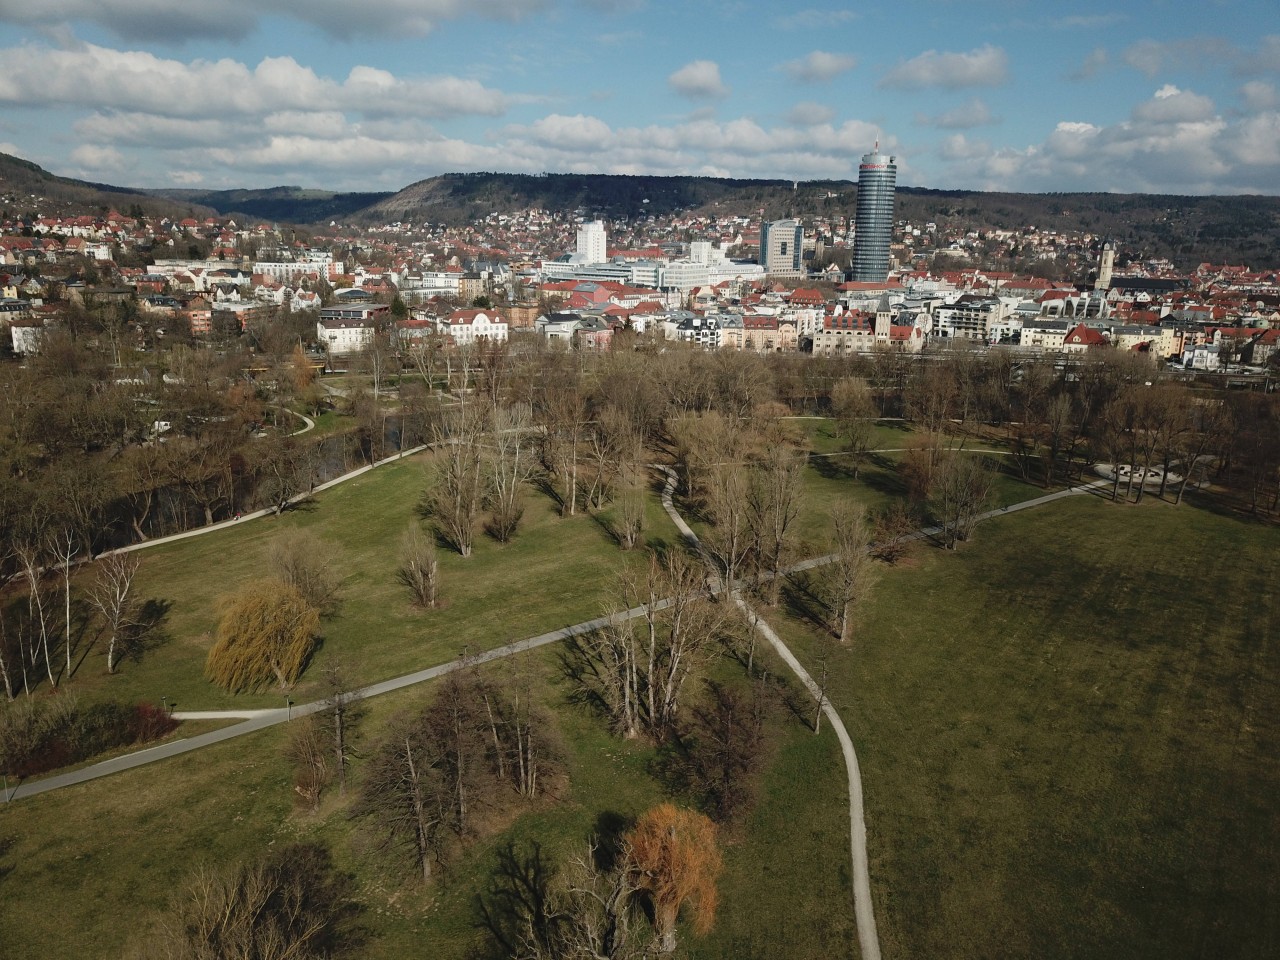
[443,309,508,345]
[576,221,608,264]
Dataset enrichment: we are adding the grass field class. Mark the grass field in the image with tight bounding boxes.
[39,451,684,713]
[0,635,848,959]
[774,492,1280,960]
[4,419,1276,960]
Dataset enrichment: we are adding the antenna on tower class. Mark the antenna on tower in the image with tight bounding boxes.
[873,139,879,152]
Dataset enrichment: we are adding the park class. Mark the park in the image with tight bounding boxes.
[0,348,1278,960]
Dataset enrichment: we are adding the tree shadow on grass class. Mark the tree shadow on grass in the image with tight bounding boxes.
[127,598,174,666]
[781,571,830,636]
[591,810,635,872]
[809,453,853,482]
[471,839,561,960]
[557,632,611,722]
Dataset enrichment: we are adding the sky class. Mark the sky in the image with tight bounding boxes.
[0,1,1276,197]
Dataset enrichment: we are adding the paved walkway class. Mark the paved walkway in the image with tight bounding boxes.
[288,408,316,436]
[5,595,679,801]
[654,466,883,960]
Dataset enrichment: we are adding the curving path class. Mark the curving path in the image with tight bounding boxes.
[288,408,316,436]
[654,466,883,960]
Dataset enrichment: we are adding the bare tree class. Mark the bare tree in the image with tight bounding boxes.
[687,680,768,822]
[747,448,806,606]
[929,453,997,549]
[268,528,342,616]
[521,842,646,960]
[702,462,752,590]
[830,377,877,478]
[582,553,724,741]
[429,405,486,557]
[486,402,535,542]
[321,660,364,797]
[612,462,648,551]
[144,844,357,960]
[540,378,590,517]
[48,528,79,680]
[826,503,878,644]
[88,552,141,675]
[0,606,16,700]
[14,538,55,689]
[358,711,446,883]
[399,524,440,608]
[287,714,331,811]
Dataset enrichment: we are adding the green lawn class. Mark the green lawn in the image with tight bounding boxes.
[774,494,1280,960]
[39,452,686,713]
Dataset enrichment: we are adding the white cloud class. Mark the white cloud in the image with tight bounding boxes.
[1133,85,1215,123]
[1069,47,1108,81]
[937,134,991,162]
[667,60,729,99]
[880,45,1008,90]
[917,98,997,130]
[1241,81,1279,112]
[774,9,857,30]
[1233,34,1280,76]
[1122,37,1237,78]
[68,144,125,172]
[785,101,835,127]
[782,51,857,84]
[0,43,509,120]
[1228,112,1280,167]
[934,86,1280,195]
[1053,13,1125,29]
[0,0,548,42]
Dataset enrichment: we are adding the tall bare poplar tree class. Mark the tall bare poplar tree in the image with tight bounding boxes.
[826,504,877,644]
[429,405,486,557]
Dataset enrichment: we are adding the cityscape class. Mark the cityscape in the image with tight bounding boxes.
[0,3,1278,960]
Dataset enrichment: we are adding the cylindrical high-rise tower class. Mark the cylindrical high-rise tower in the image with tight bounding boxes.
[851,146,897,283]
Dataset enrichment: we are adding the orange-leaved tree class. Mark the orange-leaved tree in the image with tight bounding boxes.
[205,579,320,692]
[625,803,721,953]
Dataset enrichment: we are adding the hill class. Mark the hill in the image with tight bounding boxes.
[355,171,794,224]
[0,152,214,220]
[147,185,394,225]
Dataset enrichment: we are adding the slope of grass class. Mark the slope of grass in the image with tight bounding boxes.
[775,494,1280,960]
[43,452,682,713]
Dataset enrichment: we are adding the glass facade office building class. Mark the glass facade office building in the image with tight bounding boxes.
[851,149,897,282]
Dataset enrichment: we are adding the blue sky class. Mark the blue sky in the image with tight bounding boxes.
[0,1,1276,196]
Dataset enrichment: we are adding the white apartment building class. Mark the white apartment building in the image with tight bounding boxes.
[576,220,608,264]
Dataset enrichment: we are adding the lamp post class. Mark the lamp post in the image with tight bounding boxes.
[286,696,293,721]
[162,695,168,715]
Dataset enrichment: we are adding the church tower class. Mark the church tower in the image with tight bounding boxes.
[1095,240,1115,291]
